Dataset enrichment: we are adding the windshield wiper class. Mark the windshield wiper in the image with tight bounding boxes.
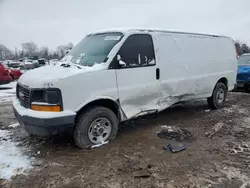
[60,61,82,69]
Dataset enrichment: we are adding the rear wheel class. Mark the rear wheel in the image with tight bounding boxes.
[207,82,227,109]
[244,84,249,93]
[73,106,118,149]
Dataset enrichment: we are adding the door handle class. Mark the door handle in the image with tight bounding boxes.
[156,68,160,80]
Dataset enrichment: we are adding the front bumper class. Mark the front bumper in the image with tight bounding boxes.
[13,98,76,136]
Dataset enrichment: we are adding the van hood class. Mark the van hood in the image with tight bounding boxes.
[18,63,106,88]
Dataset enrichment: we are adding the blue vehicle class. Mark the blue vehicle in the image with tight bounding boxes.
[236,53,250,91]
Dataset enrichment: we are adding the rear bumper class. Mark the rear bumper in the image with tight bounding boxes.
[0,79,11,85]
[0,75,11,85]
[13,98,76,136]
[236,81,245,88]
[236,81,250,90]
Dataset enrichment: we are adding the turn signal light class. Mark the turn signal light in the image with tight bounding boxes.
[31,104,61,112]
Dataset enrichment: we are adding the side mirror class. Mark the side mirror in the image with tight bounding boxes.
[65,50,70,55]
[117,55,126,67]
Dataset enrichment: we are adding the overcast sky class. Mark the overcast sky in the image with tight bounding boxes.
[0,0,250,50]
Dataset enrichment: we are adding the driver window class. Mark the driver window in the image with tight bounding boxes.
[118,34,156,68]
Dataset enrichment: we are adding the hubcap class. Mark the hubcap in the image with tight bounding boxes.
[216,88,224,104]
[88,117,112,144]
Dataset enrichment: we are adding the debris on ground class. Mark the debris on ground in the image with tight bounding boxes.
[205,122,224,138]
[91,141,109,148]
[157,125,193,153]
[163,142,189,153]
[157,125,193,141]
[205,109,211,112]
[8,123,20,128]
[133,170,151,178]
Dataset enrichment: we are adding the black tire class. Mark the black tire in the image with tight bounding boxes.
[244,84,249,93]
[73,106,118,149]
[207,82,227,109]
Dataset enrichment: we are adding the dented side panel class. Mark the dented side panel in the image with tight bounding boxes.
[115,66,164,119]
[152,33,190,110]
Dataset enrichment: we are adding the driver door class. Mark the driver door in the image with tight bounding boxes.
[112,34,164,119]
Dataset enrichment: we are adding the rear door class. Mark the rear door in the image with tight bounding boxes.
[113,34,164,119]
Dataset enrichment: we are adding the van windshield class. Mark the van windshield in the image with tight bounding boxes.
[238,55,250,65]
[64,32,123,66]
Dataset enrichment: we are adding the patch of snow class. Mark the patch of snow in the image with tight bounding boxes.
[0,129,33,180]
[18,62,107,88]
[0,96,15,103]
[148,59,156,65]
[0,82,16,103]
[61,55,73,62]
[8,123,20,128]
[218,166,250,188]
[223,105,248,115]
[0,81,17,89]
[240,117,250,129]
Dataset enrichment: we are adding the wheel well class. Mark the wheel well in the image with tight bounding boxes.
[217,77,228,88]
[75,99,120,122]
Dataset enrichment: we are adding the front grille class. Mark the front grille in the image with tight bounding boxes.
[237,73,246,81]
[17,84,31,108]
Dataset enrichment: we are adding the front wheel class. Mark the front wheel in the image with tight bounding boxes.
[207,82,227,109]
[73,106,118,149]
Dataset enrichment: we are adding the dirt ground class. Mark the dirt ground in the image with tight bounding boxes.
[1,92,250,188]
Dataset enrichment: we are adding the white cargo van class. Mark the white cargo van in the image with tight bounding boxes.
[13,28,237,148]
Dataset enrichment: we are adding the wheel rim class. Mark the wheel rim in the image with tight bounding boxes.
[88,117,112,144]
[216,88,225,104]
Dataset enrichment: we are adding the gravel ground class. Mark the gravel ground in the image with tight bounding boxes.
[1,91,250,188]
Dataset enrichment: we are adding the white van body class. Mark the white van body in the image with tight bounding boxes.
[13,28,237,147]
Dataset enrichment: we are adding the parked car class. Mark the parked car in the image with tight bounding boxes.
[235,53,250,91]
[38,58,47,66]
[13,28,237,148]
[32,60,40,68]
[1,61,22,80]
[18,65,28,74]
[9,68,22,80]
[3,60,20,68]
[19,59,35,70]
[0,63,12,85]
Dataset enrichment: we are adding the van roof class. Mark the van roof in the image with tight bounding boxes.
[90,27,230,38]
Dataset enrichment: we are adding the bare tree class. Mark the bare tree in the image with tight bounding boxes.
[22,42,38,56]
[14,47,18,60]
[0,44,14,60]
[67,42,74,50]
[56,42,74,59]
[56,45,65,58]
[39,46,49,59]
[235,41,250,56]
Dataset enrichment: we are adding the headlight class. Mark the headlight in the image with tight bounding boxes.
[30,89,63,112]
